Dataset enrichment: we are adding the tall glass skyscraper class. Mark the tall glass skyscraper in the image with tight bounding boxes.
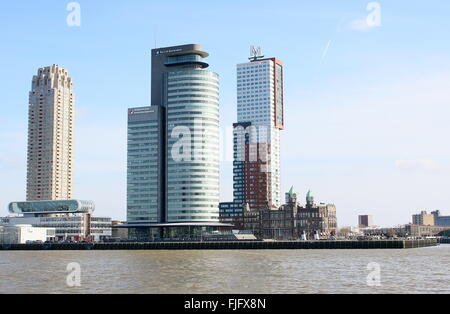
[127,106,163,223]
[166,69,220,223]
[127,44,221,239]
[219,54,284,229]
[234,57,284,210]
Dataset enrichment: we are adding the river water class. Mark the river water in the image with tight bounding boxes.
[0,245,449,294]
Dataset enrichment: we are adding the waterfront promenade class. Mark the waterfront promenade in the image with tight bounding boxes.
[0,239,438,251]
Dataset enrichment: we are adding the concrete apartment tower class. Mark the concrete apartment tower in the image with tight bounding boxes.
[27,65,74,201]
[127,44,221,239]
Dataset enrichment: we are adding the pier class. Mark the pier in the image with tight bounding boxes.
[0,239,438,251]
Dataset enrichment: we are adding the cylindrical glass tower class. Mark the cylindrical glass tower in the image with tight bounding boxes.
[166,69,220,223]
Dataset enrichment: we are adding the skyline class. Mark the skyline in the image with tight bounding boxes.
[2,1,450,227]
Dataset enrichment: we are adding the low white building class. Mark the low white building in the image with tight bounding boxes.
[0,224,56,244]
[3,200,112,242]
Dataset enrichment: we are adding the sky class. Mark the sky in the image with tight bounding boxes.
[1,0,450,227]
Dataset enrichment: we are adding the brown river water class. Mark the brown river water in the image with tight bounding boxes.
[0,245,449,294]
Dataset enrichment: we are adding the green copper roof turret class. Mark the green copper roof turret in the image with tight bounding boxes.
[288,186,296,196]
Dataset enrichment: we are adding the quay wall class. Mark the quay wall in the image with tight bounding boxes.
[0,239,438,251]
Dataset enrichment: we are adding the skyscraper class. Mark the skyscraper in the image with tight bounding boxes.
[358,215,374,228]
[27,65,74,201]
[234,54,284,211]
[127,44,221,239]
[127,106,163,223]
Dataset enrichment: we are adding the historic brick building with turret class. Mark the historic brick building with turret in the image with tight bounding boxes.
[243,187,338,240]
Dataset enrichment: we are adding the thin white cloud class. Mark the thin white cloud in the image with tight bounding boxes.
[395,159,438,171]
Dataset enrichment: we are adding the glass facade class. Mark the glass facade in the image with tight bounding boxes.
[275,63,284,128]
[235,58,284,210]
[232,122,253,206]
[8,200,95,215]
[2,215,111,241]
[165,54,204,66]
[219,202,244,230]
[126,45,221,235]
[166,70,220,223]
[128,226,221,242]
[127,107,161,223]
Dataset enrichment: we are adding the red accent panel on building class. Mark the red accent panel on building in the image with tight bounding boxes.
[243,143,271,211]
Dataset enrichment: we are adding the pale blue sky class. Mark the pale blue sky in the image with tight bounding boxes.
[1,0,450,226]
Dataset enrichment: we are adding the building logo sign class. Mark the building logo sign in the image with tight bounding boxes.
[129,108,155,115]
[249,46,264,61]
[155,48,183,56]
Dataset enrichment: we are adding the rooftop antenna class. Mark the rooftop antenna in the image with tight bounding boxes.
[249,46,264,61]
[154,26,158,49]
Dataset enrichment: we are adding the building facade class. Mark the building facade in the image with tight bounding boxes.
[220,52,285,228]
[412,211,435,226]
[27,65,74,201]
[235,55,284,211]
[0,225,56,245]
[219,202,245,231]
[126,44,222,239]
[243,204,262,238]
[111,221,129,240]
[358,215,374,228]
[3,200,111,241]
[406,224,450,237]
[363,225,450,238]
[127,106,164,223]
[260,203,296,240]
[431,211,450,227]
[243,188,337,240]
[292,190,337,240]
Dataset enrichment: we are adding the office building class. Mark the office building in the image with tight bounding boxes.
[358,215,374,228]
[220,50,285,229]
[27,65,74,201]
[405,224,450,237]
[363,225,450,238]
[412,211,435,226]
[2,200,111,242]
[219,202,245,230]
[235,54,284,211]
[126,44,222,240]
[431,210,450,227]
[111,221,129,240]
[127,106,164,223]
[0,225,56,245]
